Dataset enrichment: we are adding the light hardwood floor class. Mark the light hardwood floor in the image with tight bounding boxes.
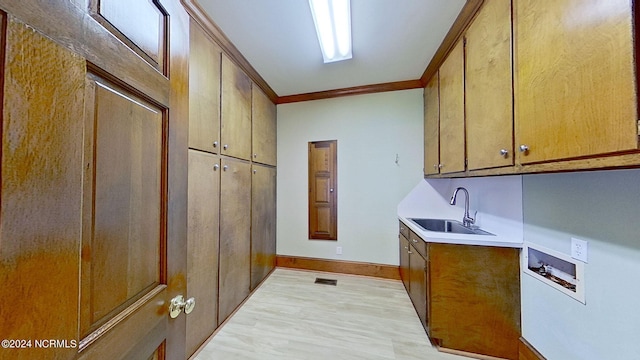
[193,268,470,360]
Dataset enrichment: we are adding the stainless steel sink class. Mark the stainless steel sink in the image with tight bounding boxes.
[409,218,494,236]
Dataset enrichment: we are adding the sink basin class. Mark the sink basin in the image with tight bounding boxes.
[409,218,494,236]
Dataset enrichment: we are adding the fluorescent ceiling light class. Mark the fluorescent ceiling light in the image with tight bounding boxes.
[309,0,352,63]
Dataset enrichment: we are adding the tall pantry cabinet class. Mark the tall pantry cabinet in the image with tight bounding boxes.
[186,19,277,357]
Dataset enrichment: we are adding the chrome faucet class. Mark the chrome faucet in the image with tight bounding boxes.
[449,187,475,227]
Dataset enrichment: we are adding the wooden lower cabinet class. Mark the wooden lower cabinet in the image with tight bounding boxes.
[398,222,521,359]
[219,157,252,324]
[250,164,277,290]
[187,150,220,356]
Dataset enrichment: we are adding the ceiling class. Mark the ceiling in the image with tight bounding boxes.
[196,0,466,97]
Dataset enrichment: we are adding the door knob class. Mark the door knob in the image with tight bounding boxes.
[169,295,196,319]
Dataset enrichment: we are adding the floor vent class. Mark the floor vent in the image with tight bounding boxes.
[314,278,337,286]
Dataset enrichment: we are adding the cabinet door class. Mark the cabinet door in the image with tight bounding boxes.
[221,55,252,160]
[514,0,637,164]
[465,0,513,170]
[219,157,251,323]
[399,234,411,292]
[409,247,428,331]
[439,40,466,174]
[187,150,220,356]
[252,86,277,166]
[424,73,440,175]
[250,164,277,290]
[189,21,221,153]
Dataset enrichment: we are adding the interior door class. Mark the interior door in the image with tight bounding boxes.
[308,140,338,240]
[0,0,189,359]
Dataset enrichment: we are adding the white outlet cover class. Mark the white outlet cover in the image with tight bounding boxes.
[571,237,588,263]
[336,246,342,255]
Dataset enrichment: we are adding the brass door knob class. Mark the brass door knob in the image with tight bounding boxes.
[169,295,196,319]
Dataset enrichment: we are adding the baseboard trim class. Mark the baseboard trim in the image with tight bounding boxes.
[519,337,546,360]
[276,255,400,280]
[437,346,505,360]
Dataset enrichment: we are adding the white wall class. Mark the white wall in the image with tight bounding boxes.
[276,89,423,265]
[521,169,640,360]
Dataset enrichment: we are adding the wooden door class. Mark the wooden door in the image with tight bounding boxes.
[187,150,220,357]
[189,20,221,154]
[0,0,189,358]
[250,164,277,290]
[399,234,411,292]
[424,73,440,175]
[252,85,277,166]
[465,0,513,170]
[514,0,637,164]
[219,157,251,324]
[409,247,427,331]
[439,40,466,174]
[221,55,252,160]
[308,140,338,240]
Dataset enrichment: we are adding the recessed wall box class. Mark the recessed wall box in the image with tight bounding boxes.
[523,242,585,304]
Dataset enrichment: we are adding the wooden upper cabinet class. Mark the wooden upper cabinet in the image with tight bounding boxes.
[424,73,440,175]
[514,0,638,164]
[252,85,277,166]
[189,21,221,153]
[221,55,252,160]
[438,40,466,174]
[465,0,513,170]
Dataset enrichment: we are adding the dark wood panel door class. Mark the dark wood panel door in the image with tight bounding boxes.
[0,0,189,358]
[186,150,220,357]
[252,86,277,166]
[251,164,277,290]
[218,157,251,324]
[308,140,337,240]
[408,247,428,331]
[399,234,411,292]
[221,55,252,160]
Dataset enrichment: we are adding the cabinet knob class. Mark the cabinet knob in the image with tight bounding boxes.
[500,149,509,157]
[213,141,218,148]
[223,165,229,171]
[223,144,228,150]
[412,239,418,243]
[253,169,257,174]
[438,164,443,169]
[519,144,529,153]
[433,164,438,170]
[253,153,257,158]
[213,164,219,171]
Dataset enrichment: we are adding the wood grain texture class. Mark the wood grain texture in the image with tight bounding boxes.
[164,0,191,357]
[0,18,84,359]
[424,73,441,175]
[276,256,401,281]
[438,40,466,174]
[81,76,164,337]
[399,235,411,291]
[251,86,277,166]
[250,164,277,290]
[277,80,423,104]
[221,55,252,160]
[408,245,428,332]
[421,0,485,86]
[308,141,338,240]
[519,337,546,360]
[429,243,521,359]
[182,0,278,103]
[465,0,514,170]
[218,157,252,324]
[189,20,221,153]
[514,0,638,164]
[186,151,220,357]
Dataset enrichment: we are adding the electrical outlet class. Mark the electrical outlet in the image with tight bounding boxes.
[571,238,588,263]
[336,246,342,255]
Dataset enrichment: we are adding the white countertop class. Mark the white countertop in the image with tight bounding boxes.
[397,177,524,248]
